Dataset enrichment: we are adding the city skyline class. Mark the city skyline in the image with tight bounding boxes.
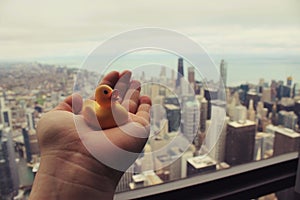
[0,59,300,199]
[1,1,300,198]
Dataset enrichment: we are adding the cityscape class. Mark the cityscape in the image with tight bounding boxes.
[0,58,300,199]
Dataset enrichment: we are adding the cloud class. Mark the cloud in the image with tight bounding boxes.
[0,0,299,61]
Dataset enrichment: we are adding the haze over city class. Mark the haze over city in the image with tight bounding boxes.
[1,1,300,199]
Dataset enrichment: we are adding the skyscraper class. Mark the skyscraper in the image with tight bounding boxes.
[225,120,256,165]
[0,97,5,110]
[182,101,200,143]
[247,99,256,122]
[204,88,218,120]
[199,97,208,133]
[0,127,19,198]
[1,108,12,128]
[262,87,271,102]
[295,100,300,127]
[270,80,277,101]
[287,76,292,87]
[208,111,228,163]
[164,104,181,132]
[176,58,184,88]
[271,103,279,126]
[278,111,298,130]
[188,67,195,84]
[152,96,165,127]
[293,83,300,97]
[22,128,32,162]
[220,59,227,87]
[233,105,247,124]
[26,109,36,130]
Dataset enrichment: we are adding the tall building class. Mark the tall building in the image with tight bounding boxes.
[233,105,247,124]
[182,101,200,143]
[188,67,195,84]
[187,67,196,94]
[0,97,5,110]
[0,127,19,198]
[164,104,181,132]
[207,112,228,163]
[141,144,154,172]
[204,88,218,120]
[150,84,160,101]
[176,58,184,88]
[287,76,293,87]
[270,80,277,101]
[180,146,194,178]
[160,66,166,77]
[1,108,12,128]
[167,147,183,181]
[247,99,256,122]
[199,97,208,133]
[187,156,217,176]
[271,103,279,126]
[273,128,300,156]
[245,91,260,111]
[152,96,165,127]
[26,109,36,130]
[180,77,190,96]
[164,95,180,106]
[278,111,298,130]
[293,83,300,97]
[295,100,300,127]
[262,87,271,102]
[225,120,256,166]
[22,128,32,162]
[220,59,227,87]
[254,132,274,160]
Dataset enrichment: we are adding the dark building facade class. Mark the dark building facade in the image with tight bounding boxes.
[176,58,184,88]
[225,121,256,166]
[164,104,181,132]
[273,128,300,156]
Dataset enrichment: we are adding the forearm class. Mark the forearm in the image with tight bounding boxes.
[29,152,117,200]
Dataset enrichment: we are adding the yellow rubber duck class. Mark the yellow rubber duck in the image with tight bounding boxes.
[82,85,128,129]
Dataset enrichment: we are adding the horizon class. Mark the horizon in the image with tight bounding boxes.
[1,0,299,87]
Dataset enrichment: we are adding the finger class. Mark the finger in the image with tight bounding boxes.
[114,70,132,100]
[87,71,120,100]
[136,96,152,124]
[99,71,120,88]
[136,104,151,122]
[121,80,141,113]
[54,93,83,114]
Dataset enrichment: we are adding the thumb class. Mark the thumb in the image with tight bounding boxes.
[54,93,83,114]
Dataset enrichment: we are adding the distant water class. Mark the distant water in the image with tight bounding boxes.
[227,62,300,87]
[2,53,298,88]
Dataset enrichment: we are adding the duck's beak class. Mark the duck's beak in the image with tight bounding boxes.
[110,89,120,102]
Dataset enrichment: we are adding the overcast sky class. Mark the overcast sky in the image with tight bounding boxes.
[0,0,299,65]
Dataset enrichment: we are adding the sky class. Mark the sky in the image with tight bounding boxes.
[0,0,299,84]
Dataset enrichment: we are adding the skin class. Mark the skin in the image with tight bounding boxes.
[29,70,151,200]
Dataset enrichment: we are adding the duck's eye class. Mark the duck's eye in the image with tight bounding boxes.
[103,90,108,95]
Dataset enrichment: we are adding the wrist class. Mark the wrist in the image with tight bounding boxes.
[29,150,121,200]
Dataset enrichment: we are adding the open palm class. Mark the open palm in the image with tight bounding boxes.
[30,71,151,200]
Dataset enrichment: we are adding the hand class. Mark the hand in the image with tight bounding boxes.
[29,71,151,200]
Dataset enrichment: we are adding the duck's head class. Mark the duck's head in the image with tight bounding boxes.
[95,85,119,107]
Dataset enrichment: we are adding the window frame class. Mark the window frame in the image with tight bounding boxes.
[114,152,299,200]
